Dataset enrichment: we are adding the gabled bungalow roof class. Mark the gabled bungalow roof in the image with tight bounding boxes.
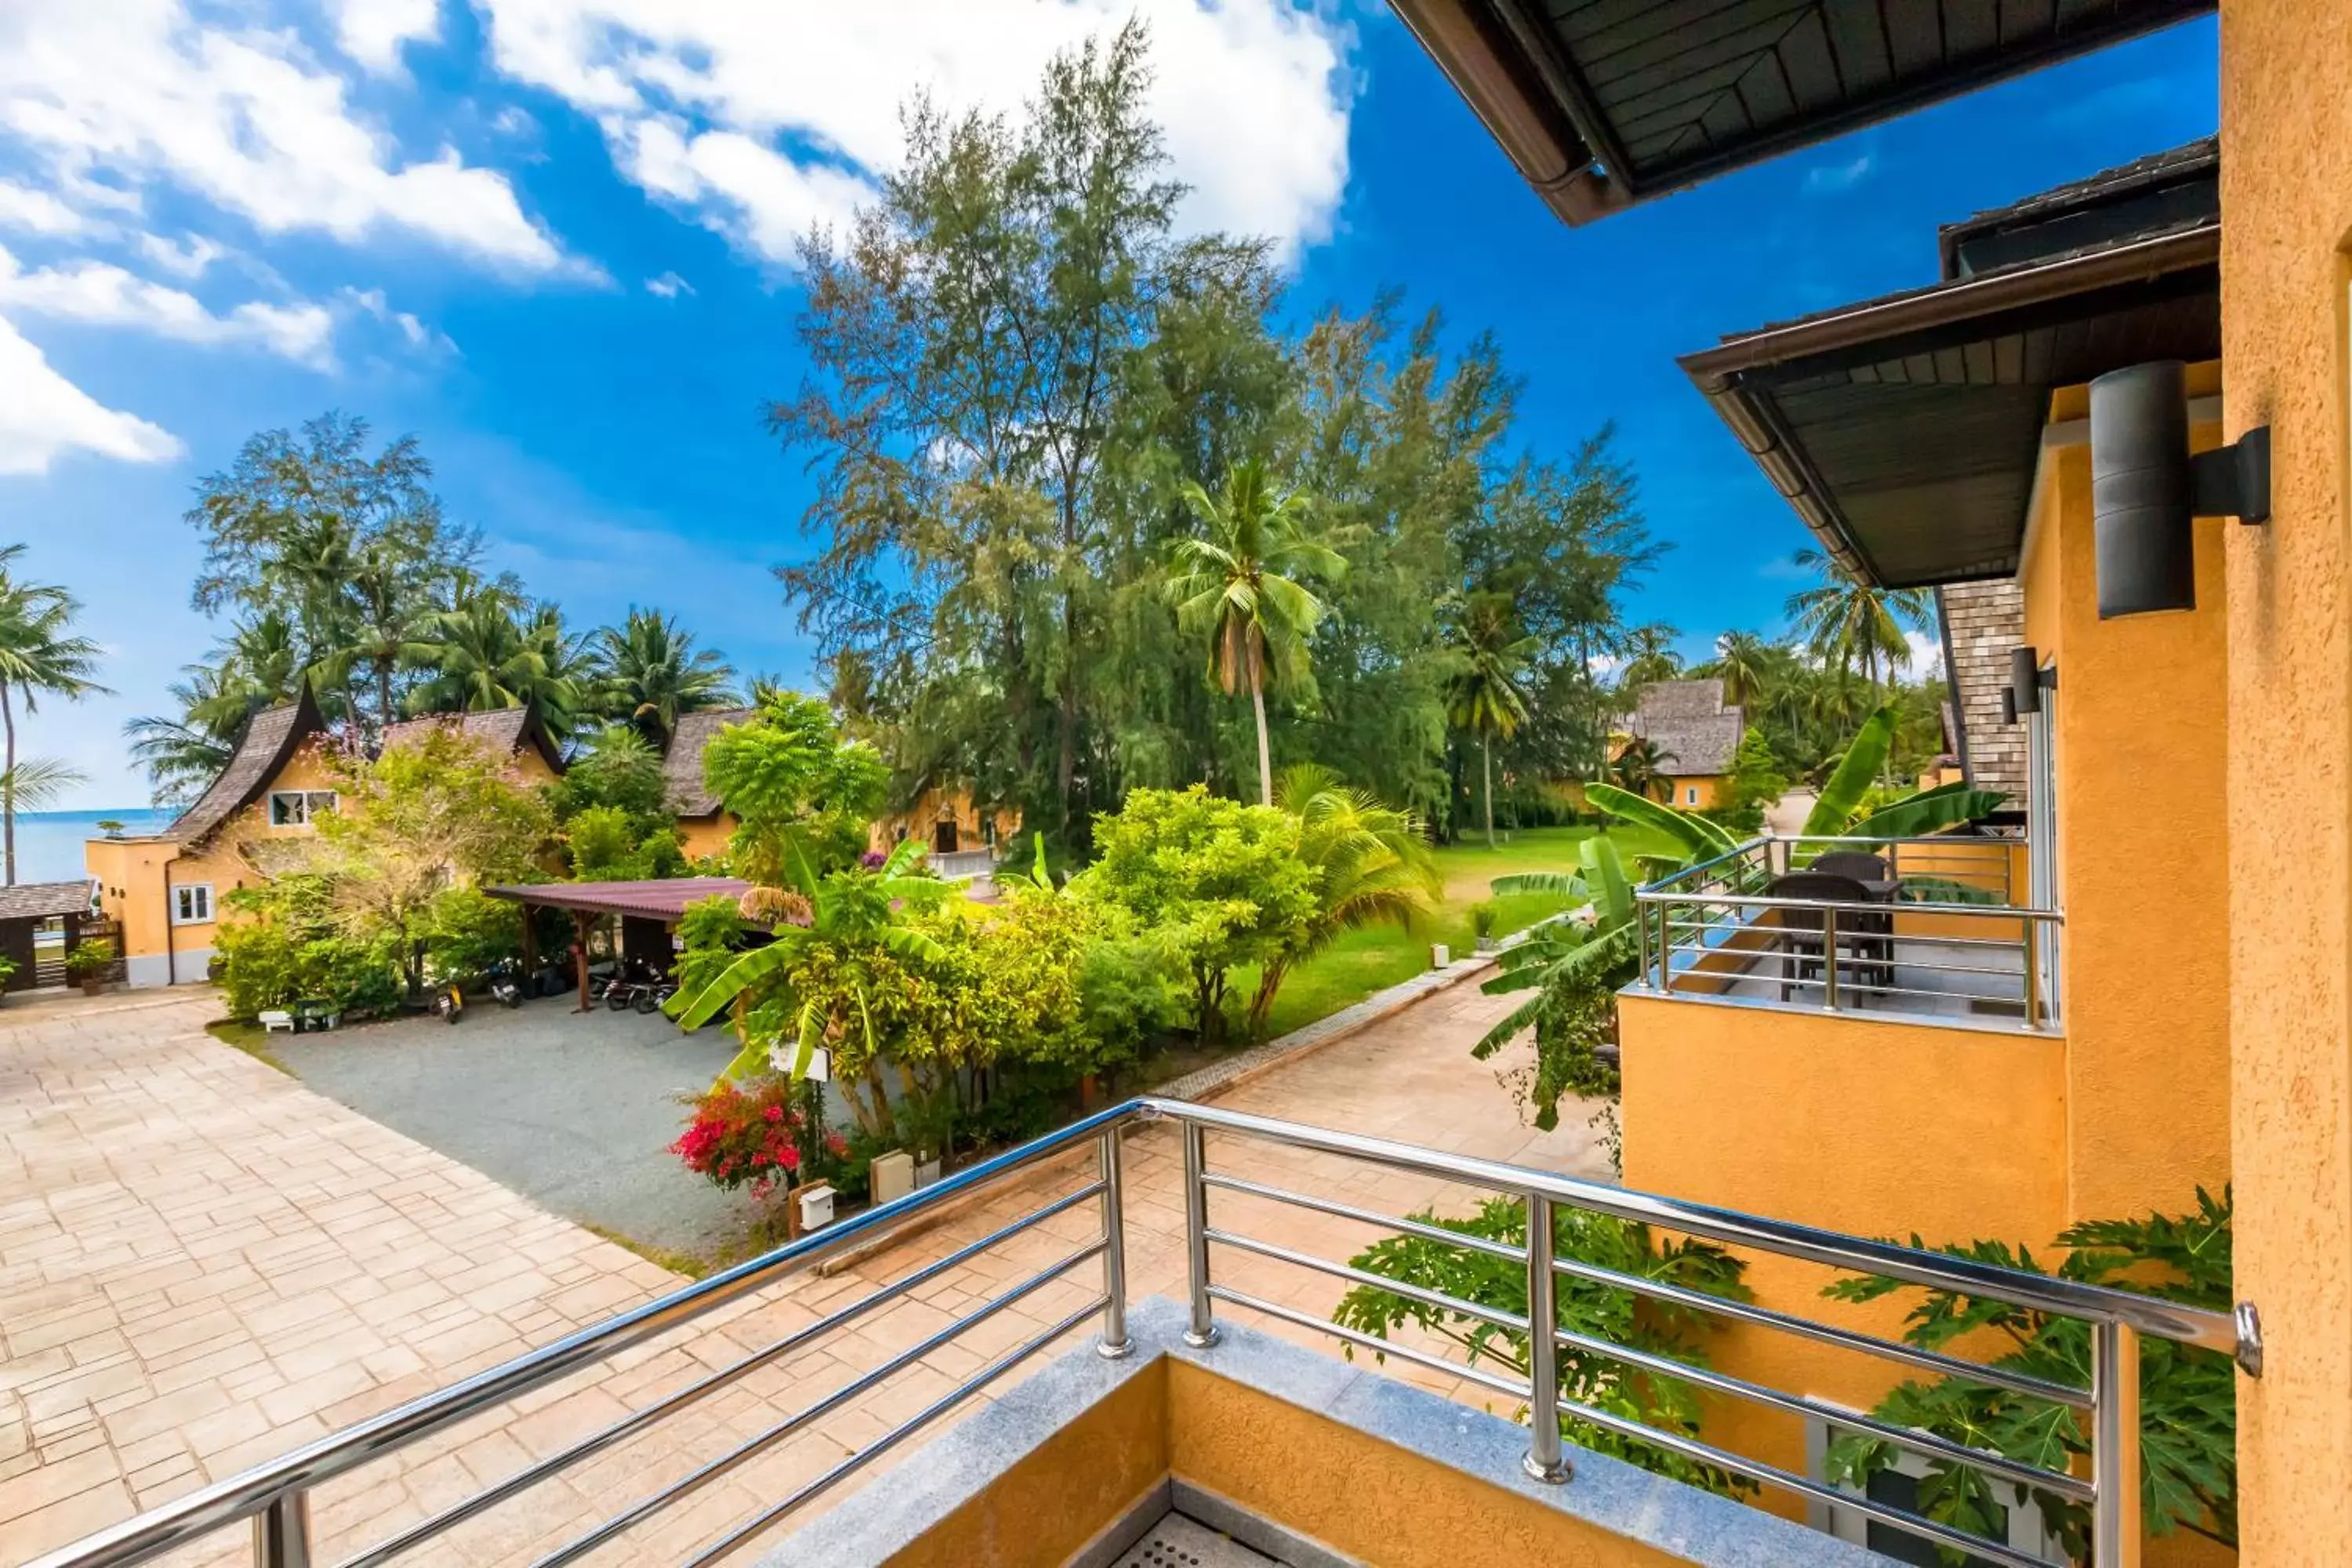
[1621,679,1744,775]
[382,707,565,776]
[0,881,94,922]
[662,708,754,818]
[165,685,328,848]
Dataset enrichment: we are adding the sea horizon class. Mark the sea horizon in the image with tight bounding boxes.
[11,807,176,887]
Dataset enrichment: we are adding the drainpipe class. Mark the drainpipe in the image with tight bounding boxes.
[160,851,180,987]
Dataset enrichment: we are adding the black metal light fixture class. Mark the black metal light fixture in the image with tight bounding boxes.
[2090,361,2272,619]
[2009,645,2042,717]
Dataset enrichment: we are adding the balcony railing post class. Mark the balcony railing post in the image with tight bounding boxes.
[1821,906,1840,1011]
[1635,895,1651,989]
[1522,1193,1570,1483]
[2023,918,2043,1031]
[1181,1120,1219,1348]
[1094,1129,1133,1360]
[253,1492,311,1568]
[2093,1319,2143,1567]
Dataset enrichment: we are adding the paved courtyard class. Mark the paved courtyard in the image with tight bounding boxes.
[0,980,1607,1566]
[274,1004,746,1258]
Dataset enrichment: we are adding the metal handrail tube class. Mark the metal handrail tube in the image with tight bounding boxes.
[1545,1253,2092,1409]
[530,1239,1108,1568]
[1642,837,1766,891]
[1202,1227,1530,1336]
[340,1181,1108,1568]
[1657,920,2036,952]
[1200,1171,1527,1266]
[1139,1100,2240,1356]
[1639,890,2063,921]
[24,1101,1134,1568]
[1544,1319,2093,1502]
[681,1297,1109,1568]
[1204,1285,1528,1400]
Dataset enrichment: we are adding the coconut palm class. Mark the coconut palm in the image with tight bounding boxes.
[1616,622,1684,693]
[403,586,590,738]
[1167,459,1345,806]
[1609,737,1678,803]
[1704,630,1777,710]
[1249,765,1442,1033]
[592,608,742,742]
[0,547,109,884]
[1783,547,1933,698]
[1444,593,1538,848]
[125,614,306,803]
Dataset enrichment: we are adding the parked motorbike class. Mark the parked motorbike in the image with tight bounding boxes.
[602,966,651,1012]
[431,982,465,1024]
[633,978,677,1016]
[488,960,527,1010]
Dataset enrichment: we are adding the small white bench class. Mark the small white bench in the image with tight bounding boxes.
[259,1010,296,1034]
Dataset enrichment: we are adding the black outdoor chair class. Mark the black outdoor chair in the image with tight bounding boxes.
[1768,871,1893,1003]
[1810,851,1892,884]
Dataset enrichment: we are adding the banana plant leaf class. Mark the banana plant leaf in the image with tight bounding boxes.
[1848,786,2009,840]
[1584,782,1740,859]
[1801,706,1898,837]
[1579,835,1634,927]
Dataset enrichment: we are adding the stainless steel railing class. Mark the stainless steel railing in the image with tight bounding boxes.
[1634,833,2060,1029]
[34,1097,2248,1568]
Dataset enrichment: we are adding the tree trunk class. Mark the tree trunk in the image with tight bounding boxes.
[1483,732,1496,849]
[2,681,16,887]
[1250,674,1272,808]
[376,659,396,739]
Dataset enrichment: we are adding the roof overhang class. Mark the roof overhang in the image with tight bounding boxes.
[1679,220,2220,587]
[1386,0,2212,223]
[486,877,753,924]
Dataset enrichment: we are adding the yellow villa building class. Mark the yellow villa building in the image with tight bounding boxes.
[85,696,564,989]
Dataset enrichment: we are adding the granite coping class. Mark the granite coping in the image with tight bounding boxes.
[753,1295,1890,1568]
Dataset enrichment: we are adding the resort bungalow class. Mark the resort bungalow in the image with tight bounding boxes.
[869,784,1020,862]
[87,693,564,988]
[1616,677,1745,808]
[660,706,753,861]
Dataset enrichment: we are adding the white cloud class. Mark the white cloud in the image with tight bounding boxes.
[342,283,448,350]
[0,316,182,474]
[644,270,692,298]
[0,245,337,368]
[474,0,1355,267]
[0,179,93,237]
[330,0,443,73]
[135,231,226,278]
[1903,627,1945,682]
[1802,151,1875,194]
[0,0,577,274]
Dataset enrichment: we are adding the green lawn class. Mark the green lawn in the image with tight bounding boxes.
[1231,823,1675,1041]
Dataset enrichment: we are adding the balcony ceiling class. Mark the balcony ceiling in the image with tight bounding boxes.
[1388,0,2213,223]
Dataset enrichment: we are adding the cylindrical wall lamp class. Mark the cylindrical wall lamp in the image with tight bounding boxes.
[2090,360,2271,619]
[2009,645,2042,717]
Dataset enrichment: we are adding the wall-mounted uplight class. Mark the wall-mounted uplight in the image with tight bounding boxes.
[2090,360,2272,619]
[2009,645,2042,717]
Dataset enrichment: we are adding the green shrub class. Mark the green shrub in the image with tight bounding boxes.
[64,938,114,978]
[215,920,401,1019]
[424,887,522,982]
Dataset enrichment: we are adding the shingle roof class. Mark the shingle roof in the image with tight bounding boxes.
[1936,137,2218,276]
[382,708,564,775]
[662,708,754,817]
[0,881,93,922]
[1622,679,1745,776]
[486,877,753,924]
[166,686,327,848]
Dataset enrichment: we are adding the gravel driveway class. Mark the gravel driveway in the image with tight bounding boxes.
[274,1000,746,1258]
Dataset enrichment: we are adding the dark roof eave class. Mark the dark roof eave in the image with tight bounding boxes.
[1680,223,2220,586]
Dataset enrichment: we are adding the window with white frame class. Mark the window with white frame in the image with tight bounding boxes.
[1685,786,1700,805]
[172,884,214,925]
[1805,1412,2060,1566]
[268,789,338,828]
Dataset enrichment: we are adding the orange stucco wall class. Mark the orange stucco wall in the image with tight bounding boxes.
[871,787,1020,856]
[1619,993,2069,1503]
[2218,3,2352,1555]
[676,811,735,862]
[2018,397,2234,1222]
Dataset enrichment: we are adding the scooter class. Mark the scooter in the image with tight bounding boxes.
[488,960,527,1010]
[431,982,465,1024]
[602,966,651,1012]
[633,978,677,1016]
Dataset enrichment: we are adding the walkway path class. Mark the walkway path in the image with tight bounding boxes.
[0,982,1606,1566]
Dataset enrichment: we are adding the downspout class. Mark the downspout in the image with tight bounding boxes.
[161,850,180,986]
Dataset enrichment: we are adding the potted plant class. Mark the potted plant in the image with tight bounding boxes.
[0,954,14,1000]
[1470,901,1501,954]
[66,938,114,997]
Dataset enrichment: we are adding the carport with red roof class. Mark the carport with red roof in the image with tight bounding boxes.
[486,877,752,1011]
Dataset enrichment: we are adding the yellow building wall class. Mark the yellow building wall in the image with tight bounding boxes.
[2018,383,2234,1222]
[677,811,735,862]
[1619,993,2068,1506]
[871,787,1020,856]
[2217,5,2352,1555]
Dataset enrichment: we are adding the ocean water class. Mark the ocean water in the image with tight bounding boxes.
[10,808,176,886]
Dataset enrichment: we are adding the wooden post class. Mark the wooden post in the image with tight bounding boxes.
[573,911,594,1012]
[520,910,537,982]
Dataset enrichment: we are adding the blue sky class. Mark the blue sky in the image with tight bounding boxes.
[0,2,2217,808]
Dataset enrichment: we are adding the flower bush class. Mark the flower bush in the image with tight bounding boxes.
[670,1076,848,1202]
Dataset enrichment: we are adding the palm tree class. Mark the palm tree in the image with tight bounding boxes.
[403,585,590,738]
[592,608,742,742]
[1251,765,1441,1033]
[1616,622,1684,693]
[1443,593,1537,848]
[1609,737,1678,802]
[0,547,108,884]
[1783,547,1933,699]
[1167,459,1345,806]
[1705,630,1776,710]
